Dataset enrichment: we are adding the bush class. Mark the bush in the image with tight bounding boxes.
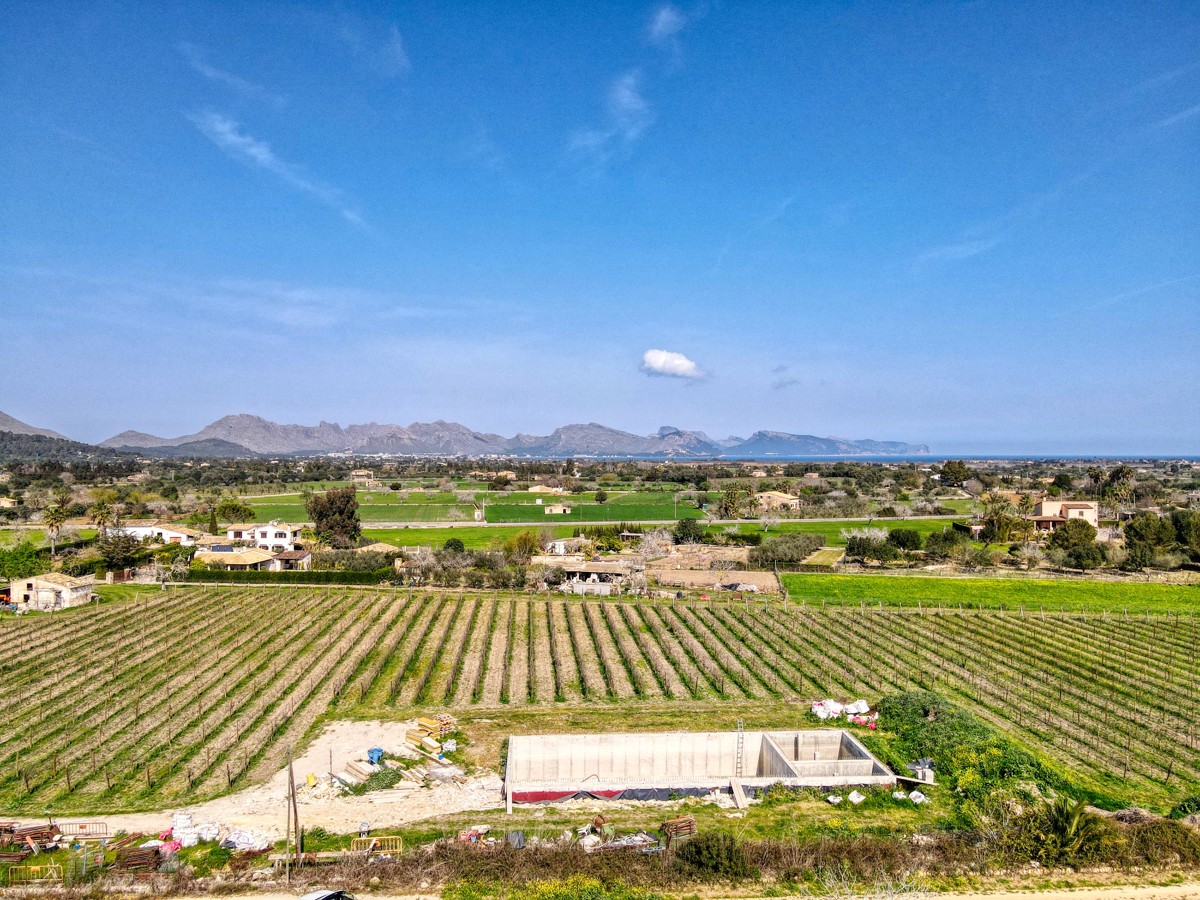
[875,691,1063,805]
[443,537,466,553]
[1170,795,1200,819]
[675,832,754,880]
[887,528,922,551]
[747,532,824,569]
[924,528,968,559]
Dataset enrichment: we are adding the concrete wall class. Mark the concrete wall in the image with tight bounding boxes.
[507,728,893,797]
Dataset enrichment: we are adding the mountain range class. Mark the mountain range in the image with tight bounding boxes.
[96,413,928,457]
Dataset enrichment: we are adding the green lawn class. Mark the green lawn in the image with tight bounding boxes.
[717,518,958,546]
[781,572,1200,612]
[363,525,579,550]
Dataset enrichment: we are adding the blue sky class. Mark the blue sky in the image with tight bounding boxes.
[1,1,1198,454]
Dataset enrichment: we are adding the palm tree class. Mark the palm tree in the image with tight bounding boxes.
[89,501,113,540]
[43,505,69,558]
[1017,493,1037,542]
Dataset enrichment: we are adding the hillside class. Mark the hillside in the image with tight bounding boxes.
[0,410,68,440]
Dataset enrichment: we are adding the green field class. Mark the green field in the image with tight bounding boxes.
[782,572,1200,612]
[717,517,957,546]
[363,525,579,550]
[359,517,966,552]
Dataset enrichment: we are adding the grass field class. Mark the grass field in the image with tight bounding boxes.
[364,525,579,550]
[246,489,714,524]
[781,572,1200,612]
[1,583,1197,815]
[717,518,958,545]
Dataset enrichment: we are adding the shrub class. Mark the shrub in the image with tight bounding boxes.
[1170,795,1200,819]
[443,537,466,553]
[886,528,922,551]
[1034,797,1118,868]
[747,532,824,569]
[674,832,755,880]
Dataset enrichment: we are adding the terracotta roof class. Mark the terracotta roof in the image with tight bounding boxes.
[195,549,276,565]
[273,550,312,561]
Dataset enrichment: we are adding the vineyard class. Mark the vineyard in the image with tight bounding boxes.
[0,585,1197,814]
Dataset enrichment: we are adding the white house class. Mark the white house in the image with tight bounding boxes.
[116,520,204,546]
[8,573,95,610]
[226,521,304,552]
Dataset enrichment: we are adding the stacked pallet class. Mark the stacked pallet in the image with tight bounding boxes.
[660,816,697,846]
[114,847,159,872]
[8,825,61,853]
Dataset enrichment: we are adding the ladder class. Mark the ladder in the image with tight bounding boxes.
[734,719,744,778]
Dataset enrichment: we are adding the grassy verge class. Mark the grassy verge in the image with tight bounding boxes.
[781,572,1199,612]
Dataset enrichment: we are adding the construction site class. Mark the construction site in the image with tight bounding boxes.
[504,726,894,810]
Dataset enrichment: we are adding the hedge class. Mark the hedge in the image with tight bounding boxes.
[183,568,395,585]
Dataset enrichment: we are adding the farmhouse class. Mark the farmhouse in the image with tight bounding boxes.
[0,497,20,509]
[115,519,204,546]
[226,521,304,551]
[1028,499,1099,533]
[350,469,374,484]
[505,728,893,810]
[7,573,95,610]
[544,503,572,515]
[559,560,635,596]
[527,484,564,495]
[545,537,586,555]
[756,490,801,510]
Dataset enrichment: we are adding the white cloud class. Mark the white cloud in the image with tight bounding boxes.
[641,348,705,379]
[188,111,366,227]
[570,70,653,167]
[178,43,285,107]
[648,5,687,43]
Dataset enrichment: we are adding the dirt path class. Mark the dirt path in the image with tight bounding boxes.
[10,721,503,841]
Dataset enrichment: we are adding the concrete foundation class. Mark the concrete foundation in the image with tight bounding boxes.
[505,728,893,810]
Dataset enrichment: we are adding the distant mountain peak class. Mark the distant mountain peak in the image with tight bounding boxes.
[0,410,68,441]
[98,414,927,458]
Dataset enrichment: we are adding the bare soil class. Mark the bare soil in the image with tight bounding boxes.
[10,720,503,841]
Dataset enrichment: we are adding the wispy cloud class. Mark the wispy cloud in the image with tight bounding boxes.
[337,19,410,77]
[1084,61,1200,118]
[916,236,1004,263]
[1090,272,1200,310]
[1150,101,1200,130]
[178,43,285,107]
[466,124,504,171]
[771,364,799,391]
[3,268,451,337]
[570,70,653,168]
[648,5,688,44]
[188,111,366,227]
[641,348,705,380]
